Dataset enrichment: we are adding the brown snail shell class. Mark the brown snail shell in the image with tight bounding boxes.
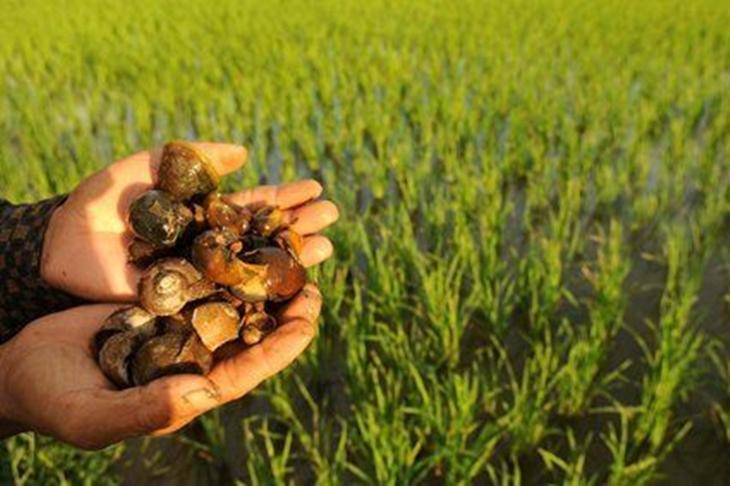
[131,332,213,386]
[203,193,250,234]
[98,332,139,388]
[240,247,306,302]
[158,141,220,201]
[241,311,277,346]
[274,228,304,259]
[252,206,286,237]
[139,258,217,316]
[229,274,269,302]
[129,190,193,247]
[191,229,267,286]
[93,306,157,358]
[191,302,241,351]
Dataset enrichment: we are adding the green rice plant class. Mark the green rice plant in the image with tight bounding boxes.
[602,405,690,486]
[633,227,710,450]
[557,221,631,416]
[496,333,562,454]
[538,430,597,485]
[2,433,123,486]
[239,417,295,485]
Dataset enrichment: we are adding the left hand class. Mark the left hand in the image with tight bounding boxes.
[41,142,339,301]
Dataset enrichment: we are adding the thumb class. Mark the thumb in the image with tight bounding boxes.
[76,373,221,445]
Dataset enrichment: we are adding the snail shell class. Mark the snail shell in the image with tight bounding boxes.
[252,206,286,237]
[158,141,220,201]
[238,247,306,302]
[191,302,241,351]
[98,332,139,388]
[191,229,267,286]
[129,190,193,247]
[203,193,251,235]
[93,306,157,358]
[131,332,213,386]
[274,228,304,259]
[139,258,216,316]
[241,311,277,346]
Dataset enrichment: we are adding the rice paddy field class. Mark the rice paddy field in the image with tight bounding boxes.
[1,0,729,484]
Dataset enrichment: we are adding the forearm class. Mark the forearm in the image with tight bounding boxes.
[0,196,83,343]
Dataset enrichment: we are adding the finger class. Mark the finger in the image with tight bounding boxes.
[207,286,322,403]
[286,200,340,235]
[299,235,334,267]
[225,179,322,209]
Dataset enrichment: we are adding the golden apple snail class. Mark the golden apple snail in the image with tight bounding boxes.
[92,140,313,389]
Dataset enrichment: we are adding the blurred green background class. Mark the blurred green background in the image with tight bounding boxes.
[1,0,729,483]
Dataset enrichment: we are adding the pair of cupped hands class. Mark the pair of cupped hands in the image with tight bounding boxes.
[0,143,339,449]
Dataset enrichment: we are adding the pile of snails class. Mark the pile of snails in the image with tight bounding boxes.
[93,141,307,388]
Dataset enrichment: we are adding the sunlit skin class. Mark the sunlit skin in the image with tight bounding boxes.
[0,142,338,448]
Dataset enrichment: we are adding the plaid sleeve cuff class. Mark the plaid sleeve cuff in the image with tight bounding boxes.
[0,196,85,342]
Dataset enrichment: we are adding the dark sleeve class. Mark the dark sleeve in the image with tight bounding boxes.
[0,196,85,343]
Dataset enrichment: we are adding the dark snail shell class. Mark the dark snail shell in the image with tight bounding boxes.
[93,306,157,358]
[139,258,216,316]
[129,190,193,247]
[131,332,213,386]
[98,332,139,388]
[158,141,220,201]
[159,308,195,335]
[191,302,241,351]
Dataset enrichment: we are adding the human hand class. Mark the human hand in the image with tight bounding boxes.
[0,284,322,449]
[41,142,338,300]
